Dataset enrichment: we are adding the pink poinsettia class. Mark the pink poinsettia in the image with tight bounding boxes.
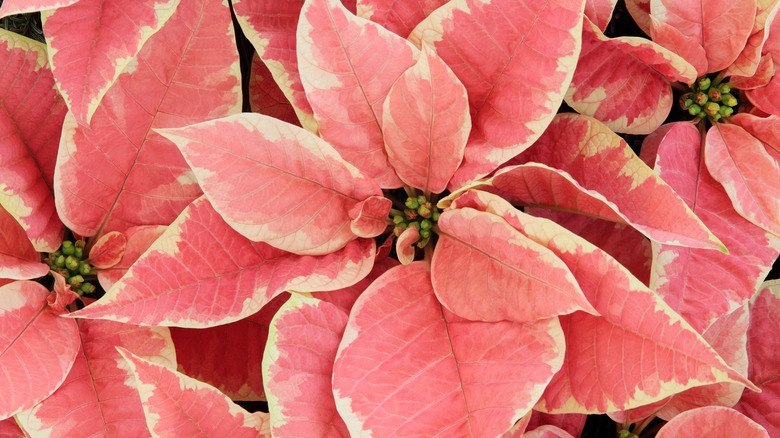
[63,0,764,436]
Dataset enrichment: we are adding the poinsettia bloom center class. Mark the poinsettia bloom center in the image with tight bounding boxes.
[45,239,96,295]
[390,193,440,247]
[679,75,739,122]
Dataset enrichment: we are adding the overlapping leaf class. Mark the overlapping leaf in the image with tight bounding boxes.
[54,0,241,239]
[70,197,375,327]
[451,190,755,413]
[96,225,166,291]
[583,0,618,31]
[248,53,299,126]
[0,29,66,252]
[705,122,780,236]
[87,231,127,269]
[656,406,769,437]
[649,0,756,72]
[0,418,24,438]
[382,44,470,194]
[433,207,596,322]
[170,293,289,401]
[158,113,387,256]
[298,0,418,187]
[117,348,271,437]
[566,18,696,134]
[409,0,585,187]
[0,281,79,419]
[492,114,724,251]
[356,0,448,37]
[15,319,175,437]
[0,0,78,17]
[333,262,565,437]
[42,0,180,125]
[263,294,351,437]
[232,0,318,132]
[0,205,48,280]
[648,122,780,332]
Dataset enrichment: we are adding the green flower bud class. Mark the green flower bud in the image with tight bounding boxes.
[418,201,433,218]
[78,261,91,275]
[708,87,722,101]
[65,255,79,271]
[74,240,86,249]
[417,195,426,205]
[688,104,702,116]
[719,105,734,117]
[718,83,731,94]
[68,275,84,286]
[704,101,720,116]
[432,211,440,222]
[722,94,738,107]
[79,282,96,294]
[420,219,433,230]
[52,250,62,259]
[697,77,711,90]
[694,92,708,106]
[679,93,694,109]
[61,241,75,255]
[393,214,405,224]
[404,208,417,220]
[420,229,431,239]
[55,255,66,268]
[74,247,83,259]
[416,237,431,248]
[711,112,722,121]
[410,221,421,230]
[405,197,420,209]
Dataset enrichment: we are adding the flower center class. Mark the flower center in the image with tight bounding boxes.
[679,75,739,123]
[46,240,97,295]
[391,194,440,249]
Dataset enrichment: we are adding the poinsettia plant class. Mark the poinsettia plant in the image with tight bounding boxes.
[1,0,780,436]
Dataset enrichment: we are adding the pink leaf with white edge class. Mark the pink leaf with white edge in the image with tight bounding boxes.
[648,122,780,333]
[705,122,780,236]
[170,293,289,401]
[158,113,384,256]
[232,0,318,133]
[116,348,272,437]
[0,0,78,17]
[263,294,352,437]
[382,44,470,194]
[97,225,166,292]
[649,16,709,77]
[54,0,241,239]
[450,190,757,413]
[654,303,750,420]
[649,0,756,72]
[333,262,566,437]
[395,226,419,265]
[730,113,780,154]
[0,418,23,438]
[42,0,180,125]
[248,53,300,126]
[349,196,392,238]
[298,0,417,188]
[70,197,375,327]
[0,29,66,252]
[656,406,769,437]
[498,414,530,437]
[506,114,725,251]
[746,73,780,116]
[48,272,79,314]
[625,0,651,34]
[526,209,651,286]
[733,281,780,435]
[433,208,597,322]
[723,27,769,78]
[409,0,585,187]
[356,0,448,38]
[0,205,48,280]
[0,281,79,420]
[15,319,175,437]
[566,18,696,134]
[521,425,576,438]
[87,231,127,269]
[584,0,618,31]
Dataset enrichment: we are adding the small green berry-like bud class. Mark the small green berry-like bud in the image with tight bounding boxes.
[420,229,431,239]
[410,221,421,230]
[420,219,433,230]
[718,83,731,94]
[68,275,84,285]
[417,195,426,205]
[75,240,86,249]
[679,93,693,109]
[704,101,720,116]
[393,214,405,224]
[719,106,734,117]
[55,255,66,268]
[80,282,96,294]
[697,77,711,90]
[65,256,79,271]
[61,241,75,255]
[52,250,62,258]
[694,92,708,106]
[74,247,83,259]
[711,112,722,121]
[418,201,433,218]
[688,104,702,116]
[708,87,722,101]
[416,237,431,248]
[432,211,440,222]
[404,208,417,220]
[78,261,91,275]
[722,94,738,107]
[405,197,420,209]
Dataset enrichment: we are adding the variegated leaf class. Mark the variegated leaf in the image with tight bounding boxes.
[356,0,448,37]
[656,406,769,437]
[0,205,48,280]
